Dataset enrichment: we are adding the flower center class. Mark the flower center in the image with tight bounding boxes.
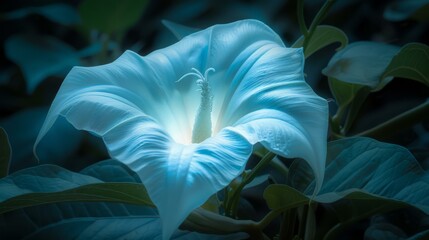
[178,68,215,143]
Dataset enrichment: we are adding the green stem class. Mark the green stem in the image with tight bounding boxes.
[279,208,297,240]
[297,0,308,37]
[226,152,276,217]
[356,99,429,139]
[298,205,309,239]
[303,0,337,50]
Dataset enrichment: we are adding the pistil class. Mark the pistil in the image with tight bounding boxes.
[177,68,215,143]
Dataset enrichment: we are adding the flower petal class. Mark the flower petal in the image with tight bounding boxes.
[222,47,328,193]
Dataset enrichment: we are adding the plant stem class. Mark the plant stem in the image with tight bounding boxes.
[303,0,337,50]
[298,205,309,239]
[356,99,429,139]
[297,0,308,37]
[226,152,276,217]
[279,208,297,240]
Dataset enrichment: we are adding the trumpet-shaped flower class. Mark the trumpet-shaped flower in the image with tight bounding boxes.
[35,20,328,239]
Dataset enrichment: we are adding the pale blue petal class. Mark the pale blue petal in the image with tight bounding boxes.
[36,19,328,239]
[223,47,328,193]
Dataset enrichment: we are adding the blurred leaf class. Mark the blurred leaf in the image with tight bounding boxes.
[79,0,149,34]
[384,0,429,21]
[264,137,429,221]
[0,128,11,178]
[364,222,407,240]
[4,34,80,94]
[322,41,400,90]
[409,229,429,239]
[292,25,348,58]
[1,107,82,173]
[4,3,80,26]
[162,20,199,40]
[382,43,429,86]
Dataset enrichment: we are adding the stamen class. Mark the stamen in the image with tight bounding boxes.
[178,68,215,143]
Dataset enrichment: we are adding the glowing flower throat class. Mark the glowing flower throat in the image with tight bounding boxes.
[177,68,215,143]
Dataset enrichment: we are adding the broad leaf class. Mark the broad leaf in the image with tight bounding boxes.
[0,127,11,177]
[292,25,348,58]
[382,43,429,86]
[79,0,149,34]
[0,160,243,239]
[24,216,246,240]
[322,41,400,90]
[384,0,429,21]
[0,164,154,214]
[4,3,80,26]
[1,107,81,173]
[4,34,81,93]
[81,159,142,183]
[264,138,429,224]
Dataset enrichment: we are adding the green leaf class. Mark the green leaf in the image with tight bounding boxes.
[1,107,82,172]
[322,41,400,90]
[0,164,154,214]
[0,161,246,239]
[0,128,11,178]
[263,184,310,211]
[23,216,245,240]
[292,25,348,58]
[382,43,429,86]
[384,0,429,21]
[4,34,80,93]
[79,0,149,34]
[81,159,142,183]
[4,3,80,26]
[319,137,429,220]
[264,137,429,224]
[328,77,371,133]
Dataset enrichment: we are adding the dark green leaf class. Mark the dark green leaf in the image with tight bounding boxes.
[4,34,80,93]
[292,25,348,58]
[0,128,11,178]
[318,137,429,220]
[382,43,429,86]
[384,0,429,21]
[264,138,429,223]
[263,184,310,211]
[81,159,141,183]
[322,41,400,90]
[4,4,80,26]
[24,216,245,240]
[0,164,154,214]
[79,0,149,34]
[328,77,371,133]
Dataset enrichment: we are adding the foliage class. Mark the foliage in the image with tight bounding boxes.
[1,0,428,239]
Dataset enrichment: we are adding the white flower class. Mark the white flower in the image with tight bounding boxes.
[35,19,328,239]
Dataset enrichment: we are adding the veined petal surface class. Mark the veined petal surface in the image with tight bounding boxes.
[36,19,328,239]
